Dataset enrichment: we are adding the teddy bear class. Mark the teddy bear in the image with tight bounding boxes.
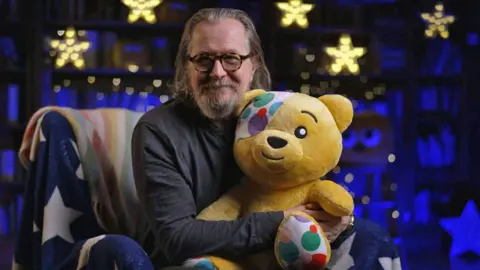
[183,89,355,270]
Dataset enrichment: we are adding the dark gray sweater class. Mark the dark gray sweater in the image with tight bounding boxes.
[131,100,284,267]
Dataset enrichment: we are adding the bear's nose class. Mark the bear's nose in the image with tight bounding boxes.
[267,136,288,149]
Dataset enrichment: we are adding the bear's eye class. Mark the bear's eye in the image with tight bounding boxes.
[294,126,307,139]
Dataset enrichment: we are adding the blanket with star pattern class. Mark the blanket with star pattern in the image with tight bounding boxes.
[12,107,155,269]
[324,219,402,270]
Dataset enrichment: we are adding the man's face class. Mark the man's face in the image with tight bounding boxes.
[188,18,256,120]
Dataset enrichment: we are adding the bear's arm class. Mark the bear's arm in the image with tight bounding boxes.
[197,185,245,221]
[307,180,354,217]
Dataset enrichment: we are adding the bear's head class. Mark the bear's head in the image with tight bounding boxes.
[234,89,353,190]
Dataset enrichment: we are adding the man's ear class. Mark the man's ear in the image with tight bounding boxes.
[318,94,353,132]
[235,89,267,117]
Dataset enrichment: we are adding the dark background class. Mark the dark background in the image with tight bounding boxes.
[1,0,480,269]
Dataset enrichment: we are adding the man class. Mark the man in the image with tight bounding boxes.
[132,8,394,269]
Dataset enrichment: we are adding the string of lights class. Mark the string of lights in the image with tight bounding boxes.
[49,1,456,77]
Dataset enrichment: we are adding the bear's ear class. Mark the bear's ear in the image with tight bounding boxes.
[318,94,353,132]
[234,89,267,117]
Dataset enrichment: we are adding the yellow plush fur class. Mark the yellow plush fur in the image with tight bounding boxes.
[196,89,354,269]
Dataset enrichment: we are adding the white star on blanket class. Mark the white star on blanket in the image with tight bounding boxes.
[42,187,82,244]
[69,139,84,180]
[378,257,402,270]
[326,233,356,270]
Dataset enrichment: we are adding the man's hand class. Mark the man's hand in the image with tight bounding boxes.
[283,204,327,219]
[283,203,351,243]
[306,203,351,243]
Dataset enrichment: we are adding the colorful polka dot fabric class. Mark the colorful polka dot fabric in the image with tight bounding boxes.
[235,91,294,141]
[276,214,330,270]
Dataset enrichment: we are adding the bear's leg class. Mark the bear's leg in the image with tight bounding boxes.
[274,212,331,270]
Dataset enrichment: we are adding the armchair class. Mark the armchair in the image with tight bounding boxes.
[12,107,155,270]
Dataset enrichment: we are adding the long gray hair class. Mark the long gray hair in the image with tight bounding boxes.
[171,8,271,101]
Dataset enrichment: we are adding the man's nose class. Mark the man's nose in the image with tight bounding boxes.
[209,60,227,78]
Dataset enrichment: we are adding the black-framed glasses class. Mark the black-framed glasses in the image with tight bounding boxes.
[188,53,252,72]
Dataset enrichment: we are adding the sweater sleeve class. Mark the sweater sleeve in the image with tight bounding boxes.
[132,122,284,265]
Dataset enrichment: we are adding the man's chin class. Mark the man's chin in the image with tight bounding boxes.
[197,97,236,119]
[196,94,240,120]
[199,105,234,120]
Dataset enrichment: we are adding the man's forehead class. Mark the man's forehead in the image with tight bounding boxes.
[190,19,248,54]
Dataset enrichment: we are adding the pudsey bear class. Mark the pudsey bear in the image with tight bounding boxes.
[183,90,355,270]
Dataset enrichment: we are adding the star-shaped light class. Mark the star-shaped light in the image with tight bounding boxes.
[276,0,315,28]
[324,34,366,75]
[421,3,455,39]
[440,200,480,257]
[50,27,90,69]
[42,187,82,244]
[122,0,163,24]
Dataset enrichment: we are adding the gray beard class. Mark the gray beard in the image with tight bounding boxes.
[192,84,242,120]
[174,87,238,120]
[174,77,246,121]
[196,95,238,120]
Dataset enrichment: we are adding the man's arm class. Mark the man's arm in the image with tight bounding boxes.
[132,122,284,265]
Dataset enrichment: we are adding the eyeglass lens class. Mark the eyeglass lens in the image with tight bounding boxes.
[194,55,242,72]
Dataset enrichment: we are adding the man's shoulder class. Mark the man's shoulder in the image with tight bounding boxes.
[136,100,190,136]
[139,100,176,119]
[140,100,177,123]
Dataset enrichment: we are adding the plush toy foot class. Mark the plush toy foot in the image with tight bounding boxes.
[182,257,217,269]
[274,212,331,270]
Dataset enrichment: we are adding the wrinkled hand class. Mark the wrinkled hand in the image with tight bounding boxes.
[283,203,351,243]
[306,203,351,243]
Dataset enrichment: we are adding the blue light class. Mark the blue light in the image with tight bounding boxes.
[7,84,19,121]
[153,37,167,49]
[55,88,78,108]
[440,200,480,257]
[380,48,406,70]
[467,32,478,46]
[0,208,8,236]
[0,150,15,177]
[170,3,187,10]
[120,92,133,108]
[421,87,437,110]
[124,44,143,52]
